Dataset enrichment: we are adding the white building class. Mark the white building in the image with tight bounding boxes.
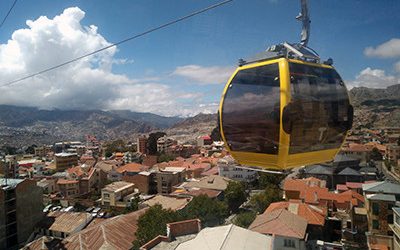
[157,136,177,153]
[217,156,258,182]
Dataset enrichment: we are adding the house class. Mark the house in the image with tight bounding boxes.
[57,179,80,198]
[283,177,326,201]
[37,178,57,194]
[197,135,212,147]
[123,170,157,194]
[157,167,186,194]
[386,144,400,164]
[141,195,191,211]
[336,167,363,184]
[60,209,147,249]
[36,211,92,238]
[265,201,326,240]
[217,156,258,182]
[94,160,121,182]
[101,181,136,208]
[117,163,150,180]
[157,136,177,153]
[363,181,400,250]
[249,208,308,250]
[141,220,274,250]
[182,175,231,192]
[0,178,44,249]
[284,178,364,211]
[54,153,78,171]
[391,207,400,250]
[302,165,335,188]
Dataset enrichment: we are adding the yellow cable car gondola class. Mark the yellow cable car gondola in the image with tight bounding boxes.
[219,0,353,170]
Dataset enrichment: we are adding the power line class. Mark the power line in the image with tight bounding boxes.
[0,0,18,29]
[1,0,233,87]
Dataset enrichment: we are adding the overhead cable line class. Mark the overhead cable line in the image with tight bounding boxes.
[1,0,233,87]
[0,0,18,29]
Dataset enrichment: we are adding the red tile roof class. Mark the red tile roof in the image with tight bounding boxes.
[337,184,349,191]
[66,166,85,177]
[117,163,150,174]
[201,167,219,176]
[345,182,364,189]
[265,201,326,226]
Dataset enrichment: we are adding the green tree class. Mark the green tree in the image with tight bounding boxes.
[105,151,113,158]
[257,173,285,189]
[157,153,175,163]
[183,195,229,227]
[370,147,383,161]
[25,144,37,154]
[224,181,247,213]
[249,185,281,213]
[125,193,141,213]
[233,211,256,228]
[210,126,221,141]
[132,205,182,249]
[147,132,166,155]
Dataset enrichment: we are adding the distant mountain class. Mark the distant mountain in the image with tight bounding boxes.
[166,113,217,144]
[109,110,182,129]
[349,84,400,106]
[0,105,181,147]
[349,84,400,128]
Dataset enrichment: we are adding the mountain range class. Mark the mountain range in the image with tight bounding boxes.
[0,84,398,147]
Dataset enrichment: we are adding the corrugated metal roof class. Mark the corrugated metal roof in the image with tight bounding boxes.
[362,181,400,194]
[62,208,147,249]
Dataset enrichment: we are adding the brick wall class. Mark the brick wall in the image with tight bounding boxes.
[167,219,201,239]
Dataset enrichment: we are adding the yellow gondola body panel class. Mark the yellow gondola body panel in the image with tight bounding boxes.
[219,58,352,170]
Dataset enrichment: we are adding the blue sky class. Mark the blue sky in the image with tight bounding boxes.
[0,0,399,116]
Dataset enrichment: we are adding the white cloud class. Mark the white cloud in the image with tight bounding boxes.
[364,38,400,58]
[0,7,213,117]
[347,67,400,89]
[395,61,400,73]
[172,65,234,85]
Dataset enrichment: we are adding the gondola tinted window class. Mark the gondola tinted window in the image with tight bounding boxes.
[288,63,351,154]
[222,63,280,154]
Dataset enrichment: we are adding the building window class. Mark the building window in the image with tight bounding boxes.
[396,214,400,226]
[372,202,379,215]
[388,214,394,224]
[372,220,379,230]
[284,239,295,248]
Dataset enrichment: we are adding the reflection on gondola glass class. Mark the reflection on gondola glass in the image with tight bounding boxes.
[288,63,351,154]
[222,63,280,154]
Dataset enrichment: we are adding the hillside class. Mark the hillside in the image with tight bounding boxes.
[0,105,180,147]
[349,84,400,129]
[0,84,398,147]
[166,113,217,144]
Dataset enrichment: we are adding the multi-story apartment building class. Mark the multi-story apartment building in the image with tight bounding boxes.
[391,207,400,250]
[363,181,400,249]
[101,181,136,208]
[157,136,177,153]
[137,136,148,154]
[0,178,43,250]
[217,156,258,182]
[386,144,400,164]
[54,153,78,171]
[157,167,185,195]
[34,145,53,157]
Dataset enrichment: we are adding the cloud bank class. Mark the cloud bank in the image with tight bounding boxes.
[0,7,221,117]
[173,65,233,85]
